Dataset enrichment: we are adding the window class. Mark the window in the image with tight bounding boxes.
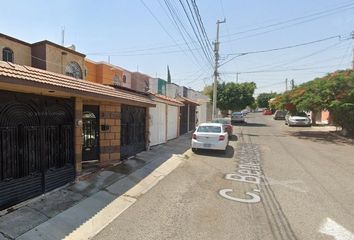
[2,48,14,62]
[122,75,127,83]
[65,61,82,79]
[197,126,221,133]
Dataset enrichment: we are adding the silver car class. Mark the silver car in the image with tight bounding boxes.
[285,112,311,127]
[231,112,245,124]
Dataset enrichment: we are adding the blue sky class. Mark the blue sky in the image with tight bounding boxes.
[1,0,353,94]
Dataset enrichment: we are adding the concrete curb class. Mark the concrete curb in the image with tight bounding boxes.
[17,152,190,240]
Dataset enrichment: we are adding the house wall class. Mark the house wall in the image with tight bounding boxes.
[0,37,31,66]
[97,64,124,86]
[99,102,121,166]
[131,72,150,92]
[85,60,98,83]
[45,44,86,77]
[75,99,121,173]
[122,70,132,88]
[149,78,158,94]
[166,83,180,98]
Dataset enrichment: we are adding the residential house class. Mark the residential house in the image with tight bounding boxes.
[0,33,154,210]
[148,78,182,146]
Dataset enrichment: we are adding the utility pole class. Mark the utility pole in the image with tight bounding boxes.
[236,72,239,83]
[290,79,295,89]
[212,19,226,119]
[352,31,354,69]
[61,27,65,46]
[285,78,288,91]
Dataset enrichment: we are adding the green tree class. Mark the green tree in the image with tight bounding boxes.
[256,92,278,108]
[208,82,256,112]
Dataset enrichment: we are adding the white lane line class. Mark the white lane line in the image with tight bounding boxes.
[319,217,354,240]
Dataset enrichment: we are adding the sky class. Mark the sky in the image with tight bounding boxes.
[1,0,353,95]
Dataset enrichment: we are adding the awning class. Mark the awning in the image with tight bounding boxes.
[177,96,200,106]
[0,61,155,107]
[150,93,184,107]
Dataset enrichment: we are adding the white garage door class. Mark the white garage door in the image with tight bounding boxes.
[167,105,178,140]
[149,102,167,146]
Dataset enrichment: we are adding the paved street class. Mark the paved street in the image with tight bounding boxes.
[93,113,354,240]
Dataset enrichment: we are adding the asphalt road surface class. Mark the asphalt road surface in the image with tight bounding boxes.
[93,113,354,240]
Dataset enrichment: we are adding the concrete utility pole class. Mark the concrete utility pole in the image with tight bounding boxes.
[236,72,239,83]
[291,79,295,89]
[212,19,226,119]
[352,31,354,69]
[285,78,288,91]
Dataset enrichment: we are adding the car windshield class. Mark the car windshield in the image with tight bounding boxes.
[211,119,230,124]
[292,112,307,117]
[232,112,242,116]
[197,126,221,133]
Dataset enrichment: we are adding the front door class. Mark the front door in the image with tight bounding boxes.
[82,105,99,161]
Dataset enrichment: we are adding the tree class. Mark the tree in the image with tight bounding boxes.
[256,92,278,108]
[208,82,256,112]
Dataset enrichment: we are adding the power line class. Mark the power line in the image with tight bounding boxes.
[162,0,212,70]
[178,0,214,65]
[221,2,354,40]
[140,0,206,72]
[219,34,346,67]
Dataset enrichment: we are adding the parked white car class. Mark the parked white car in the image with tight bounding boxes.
[285,112,311,127]
[191,123,228,153]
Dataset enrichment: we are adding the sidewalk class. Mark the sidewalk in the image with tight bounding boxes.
[0,134,192,240]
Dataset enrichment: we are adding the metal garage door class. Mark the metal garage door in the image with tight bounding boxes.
[167,105,178,140]
[0,90,75,210]
[149,102,166,146]
[120,105,146,159]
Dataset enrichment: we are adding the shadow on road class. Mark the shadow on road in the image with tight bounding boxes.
[193,145,234,158]
[241,122,268,127]
[229,135,238,141]
[289,131,353,145]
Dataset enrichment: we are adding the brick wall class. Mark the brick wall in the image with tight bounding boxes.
[99,103,121,167]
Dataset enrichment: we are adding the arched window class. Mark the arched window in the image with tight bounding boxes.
[65,61,82,79]
[2,48,14,62]
[122,75,127,83]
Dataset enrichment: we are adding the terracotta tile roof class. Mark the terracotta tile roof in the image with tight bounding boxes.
[0,61,155,106]
[150,93,184,106]
[177,96,200,106]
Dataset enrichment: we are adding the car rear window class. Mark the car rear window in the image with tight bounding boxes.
[232,112,242,116]
[197,126,221,133]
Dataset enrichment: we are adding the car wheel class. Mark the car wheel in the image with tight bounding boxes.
[192,148,197,153]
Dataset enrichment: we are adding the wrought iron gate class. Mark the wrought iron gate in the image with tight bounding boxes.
[120,105,146,159]
[189,106,196,131]
[0,90,74,210]
[179,105,188,135]
[82,105,99,161]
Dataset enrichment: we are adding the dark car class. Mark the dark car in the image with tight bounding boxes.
[211,118,233,138]
[273,110,287,120]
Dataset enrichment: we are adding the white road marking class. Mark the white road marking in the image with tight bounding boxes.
[262,177,308,193]
[219,189,261,203]
[319,217,354,240]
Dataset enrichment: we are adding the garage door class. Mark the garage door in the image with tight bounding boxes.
[149,102,167,146]
[0,90,74,210]
[167,105,178,140]
[121,105,146,159]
